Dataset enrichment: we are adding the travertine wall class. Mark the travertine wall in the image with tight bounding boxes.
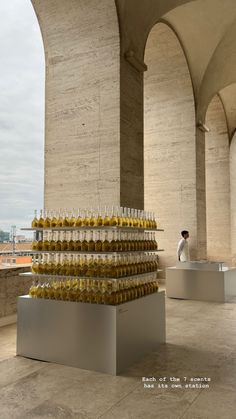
[230,135,236,265]
[0,267,31,319]
[144,23,198,268]
[32,0,120,210]
[205,96,231,264]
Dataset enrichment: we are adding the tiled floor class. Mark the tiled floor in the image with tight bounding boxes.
[1,294,236,418]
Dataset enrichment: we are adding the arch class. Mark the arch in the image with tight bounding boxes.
[205,95,231,264]
[144,22,196,269]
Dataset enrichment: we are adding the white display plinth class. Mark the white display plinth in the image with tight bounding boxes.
[17,292,166,375]
[166,267,236,302]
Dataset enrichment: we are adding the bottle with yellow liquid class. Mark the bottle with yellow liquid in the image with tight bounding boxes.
[74,231,81,252]
[61,231,68,252]
[37,209,44,228]
[68,231,75,251]
[49,231,56,251]
[29,280,37,298]
[102,231,110,252]
[88,231,95,252]
[96,208,103,227]
[87,255,95,277]
[55,231,62,252]
[69,209,76,227]
[37,255,44,275]
[31,255,38,274]
[50,210,57,228]
[58,209,64,228]
[103,206,111,227]
[127,208,132,227]
[44,210,51,228]
[89,210,97,227]
[36,232,43,251]
[81,231,88,252]
[110,206,118,226]
[95,231,102,252]
[42,231,50,251]
[32,233,38,251]
[31,210,38,228]
[110,230,117,252]
[75,209,82,227]
[62,209,70,227]
[83,210,90,227]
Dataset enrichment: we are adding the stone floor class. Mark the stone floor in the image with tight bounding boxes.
[0,294,236,419]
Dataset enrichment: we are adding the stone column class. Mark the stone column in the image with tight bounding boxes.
[205,95,231,264]
[32,0,145,212]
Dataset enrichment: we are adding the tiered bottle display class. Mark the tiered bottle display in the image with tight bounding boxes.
[29,207,161,305]
[32,207,158,229]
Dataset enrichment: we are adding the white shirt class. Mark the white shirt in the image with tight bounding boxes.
[177,238,190,262]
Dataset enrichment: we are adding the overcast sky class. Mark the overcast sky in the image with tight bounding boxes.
[0,0,44,235]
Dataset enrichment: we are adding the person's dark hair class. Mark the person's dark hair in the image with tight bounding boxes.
[181,230,189,237]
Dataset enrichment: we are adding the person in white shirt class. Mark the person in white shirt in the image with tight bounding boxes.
[177,230,190,262]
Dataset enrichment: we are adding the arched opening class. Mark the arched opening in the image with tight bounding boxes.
[144,22,196,269]
[205,95,231,264]
[0,1,44,233]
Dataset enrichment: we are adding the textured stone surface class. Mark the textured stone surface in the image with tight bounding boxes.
[0,267,31,319]
[205,95,231,264]
[1,294,236,418]
[32,0,120,210]
[144,23,199,268]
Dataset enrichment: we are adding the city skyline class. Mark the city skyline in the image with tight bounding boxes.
[0,0,44,235]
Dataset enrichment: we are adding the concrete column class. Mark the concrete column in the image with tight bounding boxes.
[32,0,146,211]
[144,23,206,268]
[205,95,231,264]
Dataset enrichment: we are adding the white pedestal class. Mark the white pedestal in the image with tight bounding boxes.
[17,292,166,375]
[166,267,236,302]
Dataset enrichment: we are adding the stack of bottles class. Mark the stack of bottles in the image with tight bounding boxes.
[31,206,158,229]
[32,253,159,278]
[32,230,158,252]
[29,276,159,305]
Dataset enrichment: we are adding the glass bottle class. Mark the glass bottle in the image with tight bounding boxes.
[37,232,43,251]
[75,209,82,227]
[31,255,38,274]
[31,210,38,228]
[50,210,57,228]
[110,206,118,226]
[56,209,63,228]
[89,210,97,227]
[110,231,117,252]
[62,209,70,227]
[75,231,82,252]
[55,231,62,252]
[49,231,56,251]
[103,206,111,226]
[95,231,102,252]
[68,231,75,251]
[42,231,50,251]
[102,231,110,252]
[88,231,95,252]
[81,231,88,252]
[61,231,68,251]
[44,210,51,228]
[69,209,76,227]
[38,209,44,228]
[83,210,90,227]
[96,208,103,226]
[32,232,38,251]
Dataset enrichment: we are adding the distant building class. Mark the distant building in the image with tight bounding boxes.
[0,230,10,242]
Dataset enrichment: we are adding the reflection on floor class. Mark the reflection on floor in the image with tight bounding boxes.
[0,293,236,419]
